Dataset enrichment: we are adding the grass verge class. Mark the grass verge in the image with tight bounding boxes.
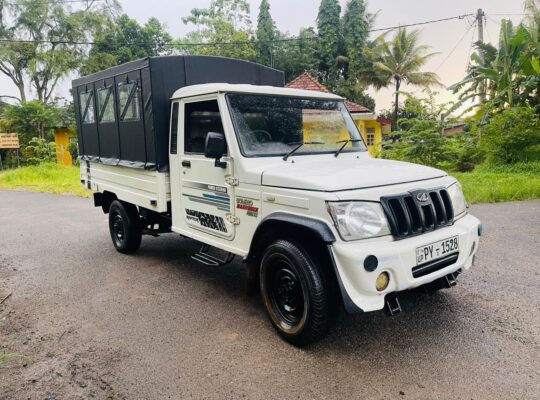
[0,163,90,197]
[453,171,540,204]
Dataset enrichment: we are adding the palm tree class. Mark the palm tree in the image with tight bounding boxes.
[361,27,442,130]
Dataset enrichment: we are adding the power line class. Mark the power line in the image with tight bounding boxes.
[435,24,474,72]
[464,25,476,72]
[368,14,474,33]
[0,13,475,47]
[8,0,104,4]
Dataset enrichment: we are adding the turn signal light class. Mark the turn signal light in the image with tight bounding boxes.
[376,272,390,292]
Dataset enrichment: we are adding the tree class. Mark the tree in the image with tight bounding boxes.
[83,14,172,74]
[1,100,60,142]
[362,27,442,130]
[0,0,118,103]
[316,0,341,82]
[256,0,276,66]
[342,0,369,80]
[273,27,319,82]
[179,0,256,61]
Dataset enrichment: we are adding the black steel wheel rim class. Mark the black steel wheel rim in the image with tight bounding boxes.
[267,256,305,328]
[112,212,125,246]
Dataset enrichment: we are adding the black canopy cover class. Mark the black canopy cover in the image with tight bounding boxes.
[72,56,284,171]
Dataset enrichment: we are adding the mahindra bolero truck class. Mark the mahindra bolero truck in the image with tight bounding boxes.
[73,56,482,345]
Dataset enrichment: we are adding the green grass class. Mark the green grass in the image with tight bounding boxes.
[0,163,90,197]
[0,353,32,364]
[453,170,540,204]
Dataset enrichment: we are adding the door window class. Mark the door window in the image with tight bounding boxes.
[184,100,225,154]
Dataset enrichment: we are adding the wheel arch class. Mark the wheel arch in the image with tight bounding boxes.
[98,191,118,214]
[245,212,361,313]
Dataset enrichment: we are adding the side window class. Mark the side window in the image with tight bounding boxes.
[117,81,141,121]
[97,86,115,123]
[184,100,225,154]
[79,90,95,124]
[170,102,179,154]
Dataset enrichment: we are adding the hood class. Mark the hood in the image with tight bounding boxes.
[261,157,446,192]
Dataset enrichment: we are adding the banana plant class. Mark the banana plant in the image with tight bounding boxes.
[450,18,539,115]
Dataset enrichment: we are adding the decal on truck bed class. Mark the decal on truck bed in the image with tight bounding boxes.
[185,209,228,233]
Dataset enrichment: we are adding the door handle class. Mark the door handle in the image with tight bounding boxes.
[181,160,191,168]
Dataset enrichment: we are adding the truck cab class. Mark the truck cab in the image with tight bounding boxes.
[75,57,481,345]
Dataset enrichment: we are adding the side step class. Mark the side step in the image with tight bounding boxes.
[191,244,235,267]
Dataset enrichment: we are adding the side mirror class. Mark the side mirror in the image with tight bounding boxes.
[204,131,226,168]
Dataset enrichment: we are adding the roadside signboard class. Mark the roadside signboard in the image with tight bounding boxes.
[0,133,20,149]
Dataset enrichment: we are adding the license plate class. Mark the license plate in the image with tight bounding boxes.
[416,236,459,265]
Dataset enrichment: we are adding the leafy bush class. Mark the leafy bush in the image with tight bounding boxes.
[480,107,540,165]
[67,141,79,166]
[23,137,56,165]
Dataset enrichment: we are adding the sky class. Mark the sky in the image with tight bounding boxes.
[0,0,526,112]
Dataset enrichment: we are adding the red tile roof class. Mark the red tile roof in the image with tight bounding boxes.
[286,72,372,114]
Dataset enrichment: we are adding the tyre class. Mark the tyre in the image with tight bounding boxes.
[108,200,142,254]
[260,239,330,346]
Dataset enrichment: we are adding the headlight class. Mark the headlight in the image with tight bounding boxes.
[447,182,467,218]
[327,201,391,241]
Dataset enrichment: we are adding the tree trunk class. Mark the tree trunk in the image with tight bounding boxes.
[18,83,26,104]
[393,77,401,131]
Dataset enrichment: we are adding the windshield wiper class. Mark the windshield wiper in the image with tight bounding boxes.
[283,141,325,161]
[334,139,364,158]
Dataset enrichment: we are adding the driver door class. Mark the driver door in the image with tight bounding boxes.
[176,97,236,240]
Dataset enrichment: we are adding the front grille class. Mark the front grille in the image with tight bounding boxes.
[381,188,454,240]
[412,253,459,278]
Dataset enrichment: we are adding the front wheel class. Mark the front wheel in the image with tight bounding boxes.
[260,240,331,346]
[108,200,142,254]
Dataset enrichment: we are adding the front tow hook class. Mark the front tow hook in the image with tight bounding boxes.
[384,295,402,316]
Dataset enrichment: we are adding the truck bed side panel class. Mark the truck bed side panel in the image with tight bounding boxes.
[81,162,171,213]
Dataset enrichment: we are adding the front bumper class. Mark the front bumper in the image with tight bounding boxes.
[330,213,481,313]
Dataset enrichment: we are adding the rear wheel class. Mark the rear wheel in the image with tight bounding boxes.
[108,200,142,254]
[260,240,330,346]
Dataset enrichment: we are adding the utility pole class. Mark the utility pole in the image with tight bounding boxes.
[476,8,485,43]
[476,8,486,103]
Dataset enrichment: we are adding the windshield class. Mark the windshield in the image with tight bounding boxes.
[226,94,367,157]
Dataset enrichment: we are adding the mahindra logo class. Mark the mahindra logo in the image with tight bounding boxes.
[416,192,429,202]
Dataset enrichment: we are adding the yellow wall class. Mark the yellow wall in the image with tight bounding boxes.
[354,118,382,157]
[301,114,382,157]
[54,128,77,167]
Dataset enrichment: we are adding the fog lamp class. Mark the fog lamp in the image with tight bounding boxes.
[375,272,390,292]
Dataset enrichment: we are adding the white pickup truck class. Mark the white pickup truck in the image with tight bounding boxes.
[74,56,482,345]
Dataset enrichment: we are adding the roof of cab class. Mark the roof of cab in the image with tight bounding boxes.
[171,83,343,101]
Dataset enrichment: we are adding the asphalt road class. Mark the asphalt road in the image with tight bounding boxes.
[0,190,539,400]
